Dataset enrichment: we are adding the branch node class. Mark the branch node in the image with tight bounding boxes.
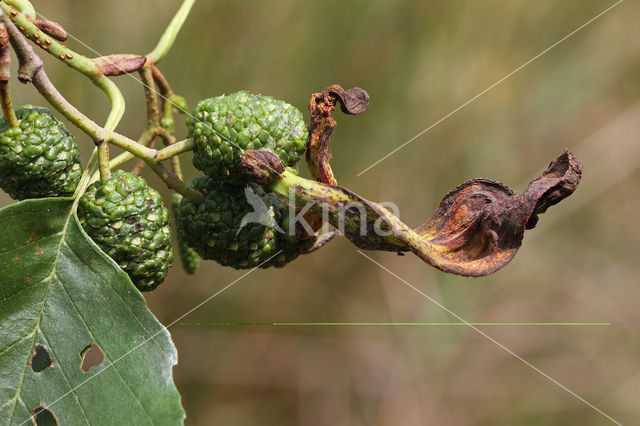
[1,12,42,83]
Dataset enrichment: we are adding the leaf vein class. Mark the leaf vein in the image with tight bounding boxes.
[0,232,64,259]
[0,333,33,358]
[54,270,155,424]
[0,274,51,304]
[62,238,166,353]
[38,329,90,426]
[7,203,73,425]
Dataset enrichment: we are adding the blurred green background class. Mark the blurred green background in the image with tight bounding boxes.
[2,0,639,424]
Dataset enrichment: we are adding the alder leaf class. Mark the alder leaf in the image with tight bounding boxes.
[0,198,184,425]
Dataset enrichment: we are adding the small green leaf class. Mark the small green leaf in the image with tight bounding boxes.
[0,198,184,425]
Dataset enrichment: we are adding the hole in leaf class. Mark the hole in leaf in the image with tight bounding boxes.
[30,345,53,372]
[31,405,58,426]
[80,343,104,373]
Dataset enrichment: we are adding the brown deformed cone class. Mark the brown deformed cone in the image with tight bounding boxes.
[403,149,582,275]
[242,149,582,277]
[306,85,370,186]
[299,85,370,246]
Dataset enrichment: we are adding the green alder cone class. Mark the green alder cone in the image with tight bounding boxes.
[77,170,173,291]
[0,105,82,200]
[176,175,315,269]
[171,193,200,274]
[187,91,307,184]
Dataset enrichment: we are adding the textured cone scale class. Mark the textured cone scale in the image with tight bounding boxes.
[0,106,82,200]
[77,170,173,291]
[187,91,307,184]
[176,175,314,269]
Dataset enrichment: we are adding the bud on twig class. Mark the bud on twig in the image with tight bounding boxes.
[241,150,285,185]
[95,54,147,76]
[30,19,67,42]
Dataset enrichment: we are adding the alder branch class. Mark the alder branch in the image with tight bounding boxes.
[0,11,203,203]
[0,22,18,127]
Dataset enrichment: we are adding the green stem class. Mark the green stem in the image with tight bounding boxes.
[269,170,367,219]
[0,81,18,126]
[26,60,154,160]
[0,21,17,126]
[94,77,123,180]
[107,128,157,172]
[132,138,156,176]
[30,66,152,158]
[97,77,125,131]
[155,138,194,161]
[30,68,102,135]
[73,149,99,199]
[242,157,406,251]
[146,160,204,203]
[151,64,174,97]
[1,2,99,75]
[141,66,159,125]
[146,0,196,64]
[159,127,184,180]
[2,7,199,200]
[1,2,125,186]
[2,0,33,18]
[152,65,185,179]
[0,2,126,132]
[98,142,111,180]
